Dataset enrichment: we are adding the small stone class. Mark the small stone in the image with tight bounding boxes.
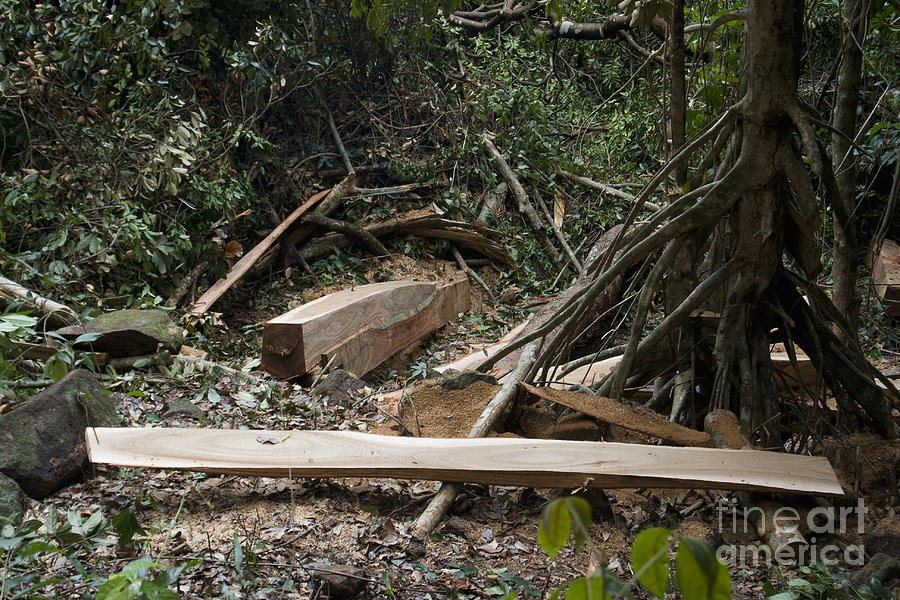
[312,564,367,598]
[312,370,365,404]
[851,553,900,587]
[164,399,203,418]
[866,520,900,560]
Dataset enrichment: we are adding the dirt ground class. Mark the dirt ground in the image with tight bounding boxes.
[23,256,900,598]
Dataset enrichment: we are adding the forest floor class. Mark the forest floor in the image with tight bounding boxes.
[24,254,900,599]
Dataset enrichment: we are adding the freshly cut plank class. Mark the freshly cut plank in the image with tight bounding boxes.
[520,383,714,448]
[321,278,469,376]
[262,279,468,378]
[87,427,843,496]
[263,280,437,377]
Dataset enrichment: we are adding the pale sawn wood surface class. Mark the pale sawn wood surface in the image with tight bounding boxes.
[321,277,469,376]
[261,280,438,378]
[86,427,843,496]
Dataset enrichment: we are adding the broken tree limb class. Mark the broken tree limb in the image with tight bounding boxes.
[304,213,389,257]
[186,188,330,317]
[482,134,568,274]
[354,182,447,196]
[86,426,844,496]
[475,182,507,228]
[298,212,513,266]
[0,275,79,327]
[165,261,208,309]
[534,188,583,272]
[558,169,661,211]
[452,246,496,304]
[313,85,354,175]
[412,339,541,539]
[520,383,714,447]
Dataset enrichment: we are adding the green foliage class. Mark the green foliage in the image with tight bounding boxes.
[95,558,189,600]
[765,562,893,600]
[537,497,731,600]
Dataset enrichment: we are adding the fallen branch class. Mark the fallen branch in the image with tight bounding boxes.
[165,261,208,309]
[482,134,568,274]
[298,212,513,266]
[412,339,541,539]
[186,188,330,317]
[452,246,497,304]
[305,213,389,257]
[0,275,79,327]
[354,182,446,197]
[558,170,661,211]
[533,187,583,271]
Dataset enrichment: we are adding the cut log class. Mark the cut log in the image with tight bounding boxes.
[520,383,714,447]
[0,275,79,327]
[321,278,470,377]
[86,427,843,496]
[262,279,468,378]
[186,188,330,317]
[871,238,900,317]
[54,309,182,358]
[2,370,119,498]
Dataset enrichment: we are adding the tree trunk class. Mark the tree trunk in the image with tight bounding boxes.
[830,0,870,334]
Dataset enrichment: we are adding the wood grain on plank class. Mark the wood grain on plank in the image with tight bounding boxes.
[322,277,469,376]
[262,280,439,378]
[87,427,843,496]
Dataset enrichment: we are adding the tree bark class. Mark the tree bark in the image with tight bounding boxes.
[830,0,870,335]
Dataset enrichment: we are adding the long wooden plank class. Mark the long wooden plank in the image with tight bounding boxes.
[86,427,843,496]
[321,277,469,376]
[520,383,714,448]
[262,280,443,378]
[186,189,330,317]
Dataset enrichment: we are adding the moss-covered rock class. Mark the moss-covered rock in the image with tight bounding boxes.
[0,370,119,498]
[0,472,26,523]
[54,309,182,357]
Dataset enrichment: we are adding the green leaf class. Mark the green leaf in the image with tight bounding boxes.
[564,497,593,552]
[111,508,145,546]
[537,498,571,559]
[631,528,671,598]
[565,572,628,600]
[675,537,731,600]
